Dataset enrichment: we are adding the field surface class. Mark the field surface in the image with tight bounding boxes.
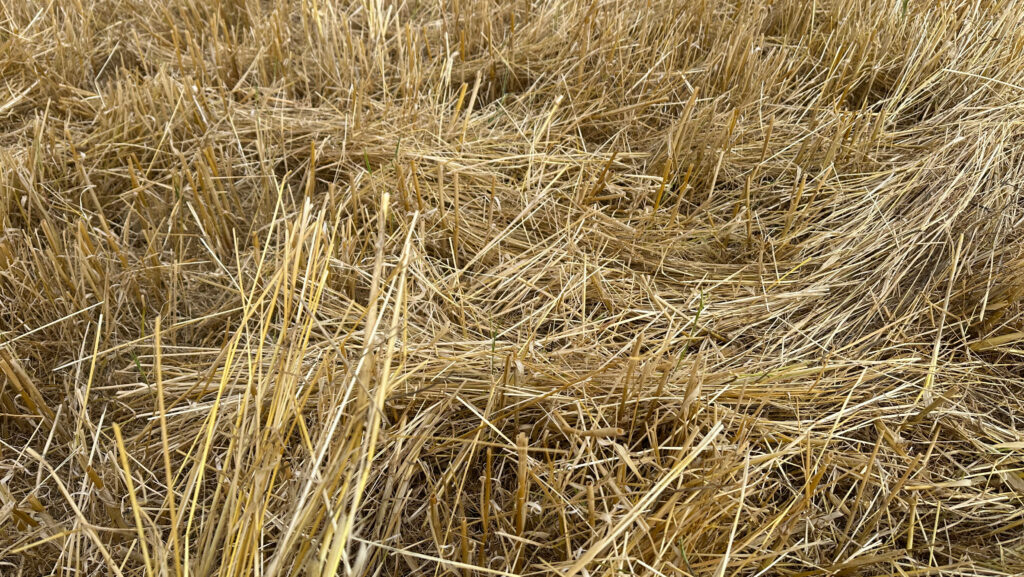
[2,1,1024,575]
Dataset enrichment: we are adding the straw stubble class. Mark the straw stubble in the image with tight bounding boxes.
[2,1,1024,576]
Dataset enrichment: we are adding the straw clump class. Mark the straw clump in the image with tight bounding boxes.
[2,0,1024,575]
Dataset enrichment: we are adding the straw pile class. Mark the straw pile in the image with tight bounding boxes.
[2,0,1024,575]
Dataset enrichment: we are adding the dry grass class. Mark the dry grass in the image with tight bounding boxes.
[2,0,1024,575]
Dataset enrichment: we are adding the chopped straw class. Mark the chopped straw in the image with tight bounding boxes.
[2,0,1024,576]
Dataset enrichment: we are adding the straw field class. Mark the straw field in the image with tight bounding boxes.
[2,0,1024,575]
